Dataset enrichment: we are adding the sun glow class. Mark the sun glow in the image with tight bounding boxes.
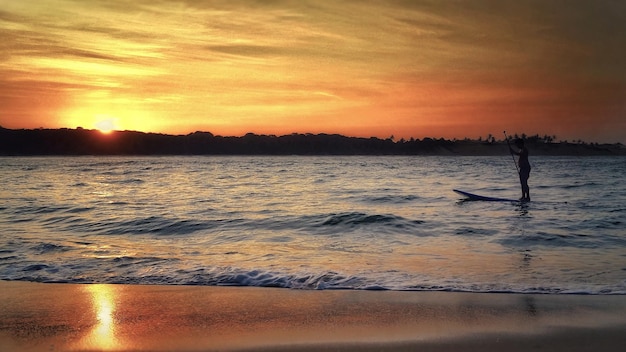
[94,115,118,134]
[62,102,168,134]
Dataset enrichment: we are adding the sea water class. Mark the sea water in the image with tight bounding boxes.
[1,156,625,294]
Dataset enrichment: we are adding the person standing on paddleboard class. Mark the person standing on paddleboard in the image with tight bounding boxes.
[510,138,531,201]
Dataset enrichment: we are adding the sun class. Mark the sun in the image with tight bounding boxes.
[94,116,118,134]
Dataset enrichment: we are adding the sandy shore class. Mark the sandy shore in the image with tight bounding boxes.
[1,281,625,351]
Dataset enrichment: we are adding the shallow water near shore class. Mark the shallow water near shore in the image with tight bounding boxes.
[1,156,625,293]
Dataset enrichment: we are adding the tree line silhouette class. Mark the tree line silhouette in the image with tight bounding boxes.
[1,126,624,156]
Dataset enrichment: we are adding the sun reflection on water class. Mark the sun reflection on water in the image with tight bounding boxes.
[82,284,120,350]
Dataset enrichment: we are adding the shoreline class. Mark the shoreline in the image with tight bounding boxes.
[1,281,626,351]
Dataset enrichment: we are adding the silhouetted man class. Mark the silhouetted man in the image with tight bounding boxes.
[510,138,530,201]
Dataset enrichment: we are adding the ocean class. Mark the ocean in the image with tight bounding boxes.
[1,156,624,294]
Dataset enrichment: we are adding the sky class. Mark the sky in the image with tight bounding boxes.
[1,0,625,143]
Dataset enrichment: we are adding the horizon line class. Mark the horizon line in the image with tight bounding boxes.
[2,125,623,145]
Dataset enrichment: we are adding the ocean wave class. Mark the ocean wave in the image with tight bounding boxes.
[23,264,51,272]
[0,263,403,289]
[110,256,176,269]
[454,227,499,237]
[65,206,93,213]
[31,243,72,254]
[362,195,420,203]
[0,255,19,262]
[100,217,214,235]
[109,178,145,184]
[560,181,601,189]
[316,212,424,230]
[497,232,601,249]
[4,265,625,294]
[31,211,428,237]
[14,205,71,215]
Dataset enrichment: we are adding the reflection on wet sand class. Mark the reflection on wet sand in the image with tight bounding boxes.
[79,284,120,350]
[2,281,626,352]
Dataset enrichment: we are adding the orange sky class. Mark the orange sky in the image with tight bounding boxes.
[1,0,625,143]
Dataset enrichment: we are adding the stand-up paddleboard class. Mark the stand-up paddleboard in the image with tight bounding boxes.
[453,189,520,202]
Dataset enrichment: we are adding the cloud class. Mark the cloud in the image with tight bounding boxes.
[205,44,290,58]
[1,0,624,142]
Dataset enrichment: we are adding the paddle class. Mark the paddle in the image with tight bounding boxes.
[503,131,520,174]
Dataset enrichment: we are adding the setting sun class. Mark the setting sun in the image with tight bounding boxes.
[94,116,118,134]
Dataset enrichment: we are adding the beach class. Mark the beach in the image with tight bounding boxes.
[1,281,625,351]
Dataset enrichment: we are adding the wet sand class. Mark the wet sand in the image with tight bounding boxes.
[1,281,625,351]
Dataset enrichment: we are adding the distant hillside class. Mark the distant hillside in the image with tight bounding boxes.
[0,127,624,156]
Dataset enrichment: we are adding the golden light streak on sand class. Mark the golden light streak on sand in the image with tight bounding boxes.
[79,284,121,350]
